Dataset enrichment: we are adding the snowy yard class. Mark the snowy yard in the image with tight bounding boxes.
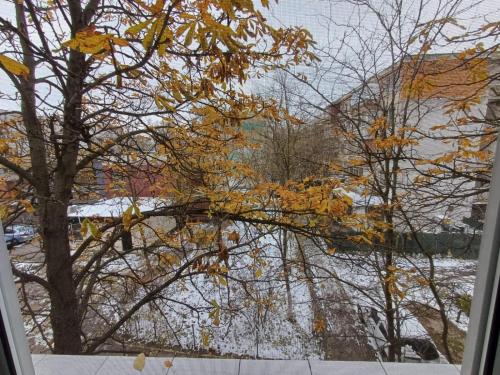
[12,223,476,363]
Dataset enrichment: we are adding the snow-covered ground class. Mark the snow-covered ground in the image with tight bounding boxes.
[95,223,323,359]
[315,250,476,361]
[13,222,476,362]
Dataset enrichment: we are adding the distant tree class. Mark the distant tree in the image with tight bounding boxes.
[244,71,340,321]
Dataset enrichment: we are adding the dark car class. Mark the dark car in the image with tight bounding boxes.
[4,225,36,249]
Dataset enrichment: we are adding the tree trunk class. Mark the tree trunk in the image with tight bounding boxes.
[296,235,323,333]
[40,3,89,352]
[426,254,454,363]
[281,229,295,322]
[42,201,82,354]
[383,254,397,362]
[382,229,400,362]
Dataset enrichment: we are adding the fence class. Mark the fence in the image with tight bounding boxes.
[331,231,482,259]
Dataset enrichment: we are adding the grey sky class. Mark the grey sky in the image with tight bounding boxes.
[1,0,498,111]
[249,0,500,103]
[266,0,499,49]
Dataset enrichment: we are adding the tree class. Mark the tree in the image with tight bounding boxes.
[280,0,498,362]
[0,0,324,354]
[244,71,339,322]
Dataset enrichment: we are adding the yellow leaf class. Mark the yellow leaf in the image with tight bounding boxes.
[62,27,128,55]
[163,360,173,368]
[213,314,220,326]
[132,202,143,218]
[80,218,100,239]
[126,19,153,36]
[430,124,448,131]
[154,94,176,112]
[159,252,181,267]
[80,218,89,237]
[88,220,101,239]
[133,353,146,371]
[143,18,161,49]
[175,22,191,38]
[255,268,262,278]
[158,27,174,55]
[171,88,184,103]
[201,329,210,347]
[209,299,221,326]
[218,275,228,286]
[184,23,196,47]
[0,205,9,220]
[416,277,430,286]
[111,37,129,47]
[123,205,133,231]
[0,55,29,77]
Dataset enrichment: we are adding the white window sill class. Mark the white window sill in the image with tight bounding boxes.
[31,354,462,375]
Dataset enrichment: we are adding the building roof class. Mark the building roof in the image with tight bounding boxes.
[67,197,170,218]
[330,52,499,107]
[334,188,383,208]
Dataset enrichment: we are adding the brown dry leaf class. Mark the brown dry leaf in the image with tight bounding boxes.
[227,230,240,243]
[313,319,326,333]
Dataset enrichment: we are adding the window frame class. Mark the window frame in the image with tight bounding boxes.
[0,224,35,375]
[461,145,500,375]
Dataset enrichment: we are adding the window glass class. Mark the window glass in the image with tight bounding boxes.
[0,0,499,372]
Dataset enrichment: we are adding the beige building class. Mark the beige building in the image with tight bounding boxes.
[328,53,500,232]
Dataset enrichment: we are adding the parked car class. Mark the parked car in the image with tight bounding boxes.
[4,225,37,249]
